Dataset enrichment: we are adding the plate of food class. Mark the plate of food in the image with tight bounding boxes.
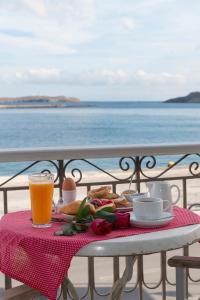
[58,198,116,216]
[87,186,132,210]
[58,186,133,217]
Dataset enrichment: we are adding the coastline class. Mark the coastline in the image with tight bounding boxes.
[0,104,65,109]
[0,103,93,109]
[0,95,80,109]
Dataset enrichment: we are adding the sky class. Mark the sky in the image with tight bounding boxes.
[0,0,200,101]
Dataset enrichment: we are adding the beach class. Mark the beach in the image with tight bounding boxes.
[0,165,200,217]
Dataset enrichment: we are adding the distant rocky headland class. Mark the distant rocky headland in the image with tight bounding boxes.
[165,92,200,103]
[0,96,80,108]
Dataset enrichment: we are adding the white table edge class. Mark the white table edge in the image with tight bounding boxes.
[76,224,200,257]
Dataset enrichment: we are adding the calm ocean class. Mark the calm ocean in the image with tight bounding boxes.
[0,101,200,175]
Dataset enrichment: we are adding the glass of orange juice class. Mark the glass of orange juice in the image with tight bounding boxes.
[28,173,54,228]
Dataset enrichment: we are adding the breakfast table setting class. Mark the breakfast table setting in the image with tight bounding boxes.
[1,174,200,300]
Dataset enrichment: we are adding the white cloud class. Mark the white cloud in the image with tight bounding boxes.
[0,0,199,100]
[129,0,175,14]
[81,69,185,86]
[120,17,137,31]
[16,68,62,82]
[0,0,96,55]
[80,69,129,85]
[8,67,186,87]
[0,32,75,55]
[135,70,186,85]
[105,58,129,66]
[22,0,47,17]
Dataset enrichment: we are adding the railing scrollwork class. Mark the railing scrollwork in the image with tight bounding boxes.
[64,157,136,184]
[1,144,200,299]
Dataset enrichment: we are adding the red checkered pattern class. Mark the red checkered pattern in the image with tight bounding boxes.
[0,207,199,300]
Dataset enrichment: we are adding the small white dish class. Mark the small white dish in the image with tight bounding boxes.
[132,192,149,200]
[121,189,136,201]
[130,212,174,228]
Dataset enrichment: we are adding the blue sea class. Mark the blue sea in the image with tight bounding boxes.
[0,101,200,176]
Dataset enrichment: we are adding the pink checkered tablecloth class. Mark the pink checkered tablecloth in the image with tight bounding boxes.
[0,207,200,300]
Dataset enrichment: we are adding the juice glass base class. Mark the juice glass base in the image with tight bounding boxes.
[32,223,52,228]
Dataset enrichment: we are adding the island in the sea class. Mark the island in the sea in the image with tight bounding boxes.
[165,92,200,103]
[0,96,80,108]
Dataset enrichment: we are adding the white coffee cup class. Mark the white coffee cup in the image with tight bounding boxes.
[133,197,170,220]
[132,192,149,200]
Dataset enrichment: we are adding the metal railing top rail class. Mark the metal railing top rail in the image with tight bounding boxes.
[0,142,200,163]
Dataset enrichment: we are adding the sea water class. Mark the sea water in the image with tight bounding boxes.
[0,101,200,175]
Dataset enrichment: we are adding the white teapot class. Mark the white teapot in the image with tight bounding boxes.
[146,181,180,212]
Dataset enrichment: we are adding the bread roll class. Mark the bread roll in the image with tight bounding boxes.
[88,186,119,199]
[59,200,82,215]
[105,192,119,199]
[88,186,111,199]
[113,197,131,208]
[59,200,96,215]
[59,198,116,215]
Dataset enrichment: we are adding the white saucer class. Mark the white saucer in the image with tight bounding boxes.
[130,212,174,228]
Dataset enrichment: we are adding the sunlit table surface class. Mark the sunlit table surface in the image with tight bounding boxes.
[77,224,200,256]
[70,224,200,300]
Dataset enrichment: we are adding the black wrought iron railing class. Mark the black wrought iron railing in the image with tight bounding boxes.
[1,143,200,299]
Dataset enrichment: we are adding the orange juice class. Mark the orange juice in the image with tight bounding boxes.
[29,173,54,228]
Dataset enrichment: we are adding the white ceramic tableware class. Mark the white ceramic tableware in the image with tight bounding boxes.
[121,189,136,201]
[133,197,170,220]
[146,181,180,212]
[132,192,148,200]
[62,190,76,204]
[130,211,174,228]
[62,177,76,204]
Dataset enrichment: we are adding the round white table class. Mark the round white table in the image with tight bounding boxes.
[63,224,200,300]
[77,224,200,257]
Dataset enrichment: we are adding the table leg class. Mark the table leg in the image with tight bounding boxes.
[138,255,143,300]
[61,276,80,300]
[88,257,95,300]
[113,257,120,283]
[109,256,136,300]
[113,257,120,300]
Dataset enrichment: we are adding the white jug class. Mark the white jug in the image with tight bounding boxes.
[146,181,180,212]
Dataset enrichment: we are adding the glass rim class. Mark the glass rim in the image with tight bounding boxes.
[28,172,54,182]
